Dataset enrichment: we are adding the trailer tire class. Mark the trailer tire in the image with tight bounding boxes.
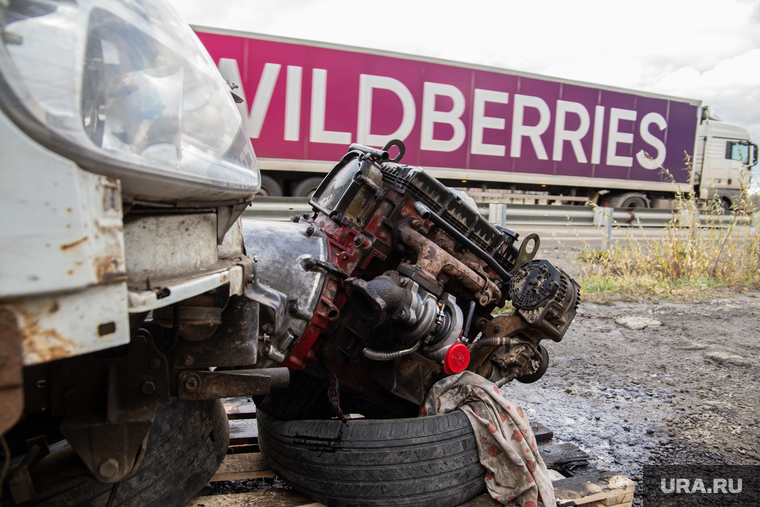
[16,399,229,507]
[257,175,283,197]
[292,177,323,198]
[256,408,486,507]
[619,194,648,208]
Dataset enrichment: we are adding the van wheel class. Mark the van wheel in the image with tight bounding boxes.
[256,408,486,507]
[13,400,229,507]
[257,176,283,197]
[292,177,323,198]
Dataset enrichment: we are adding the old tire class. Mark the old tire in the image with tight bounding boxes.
[292,177,323,198]
[18,400,229,507]
[257,408,486,507]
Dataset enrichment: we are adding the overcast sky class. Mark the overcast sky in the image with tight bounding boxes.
[167,0,760,180]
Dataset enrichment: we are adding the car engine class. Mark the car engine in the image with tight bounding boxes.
[243,141,580,419]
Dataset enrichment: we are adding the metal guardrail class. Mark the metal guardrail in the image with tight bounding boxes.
[244,197,758,228]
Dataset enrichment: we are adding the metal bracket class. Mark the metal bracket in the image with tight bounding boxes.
[52,330,170,483]
[238,257,289,334]
[302,256,348,278]
[178,368,290,401]
[173,295,259,370]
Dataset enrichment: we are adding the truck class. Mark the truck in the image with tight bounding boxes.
[195,27,758,209]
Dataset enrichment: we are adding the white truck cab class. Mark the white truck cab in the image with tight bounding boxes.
[693,109,757,208]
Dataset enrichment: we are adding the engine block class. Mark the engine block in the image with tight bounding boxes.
[243,141,580,416]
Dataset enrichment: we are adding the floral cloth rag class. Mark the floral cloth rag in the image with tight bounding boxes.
[420,371,555,507]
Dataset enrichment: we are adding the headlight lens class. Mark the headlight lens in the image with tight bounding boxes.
[0,0,259,203]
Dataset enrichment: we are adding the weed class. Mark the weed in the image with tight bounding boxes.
[573,155,759,301]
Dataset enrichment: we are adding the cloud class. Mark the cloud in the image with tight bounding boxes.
[651,49,760,143]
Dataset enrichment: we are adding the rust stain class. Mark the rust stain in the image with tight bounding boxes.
[22,327,76,363]
[8,301,77,364]
[60,236,88,251]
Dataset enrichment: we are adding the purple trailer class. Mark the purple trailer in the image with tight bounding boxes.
[196,28,756,208]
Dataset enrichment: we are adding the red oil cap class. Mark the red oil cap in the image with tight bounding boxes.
[443,343,470,375]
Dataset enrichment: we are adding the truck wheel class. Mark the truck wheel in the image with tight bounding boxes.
[619,194,648,208]
[292,177,323,198]
[14,400,229,507]
[257,176,283,197]
[256,408,486,507]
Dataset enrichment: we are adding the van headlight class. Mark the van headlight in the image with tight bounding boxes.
[0,0,260,204]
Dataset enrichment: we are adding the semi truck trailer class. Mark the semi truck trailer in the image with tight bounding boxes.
[196,27,757,209]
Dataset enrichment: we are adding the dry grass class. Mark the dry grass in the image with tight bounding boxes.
[573,159,760,302]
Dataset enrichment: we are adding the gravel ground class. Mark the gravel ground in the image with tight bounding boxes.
[501,265,760,504]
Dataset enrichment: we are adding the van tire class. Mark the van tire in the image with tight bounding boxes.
[256,408,486,507]
[17,400,229,507]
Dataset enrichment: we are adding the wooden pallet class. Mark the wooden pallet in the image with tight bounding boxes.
[187,400,634,507]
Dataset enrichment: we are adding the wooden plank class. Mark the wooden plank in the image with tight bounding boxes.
[196,471,634,507]
[210,453,275,482]
[538,442,589,470]
[458,493,499,506]
[530,421,553,442]
[229,419,258,441]
[185,489,317,507]
[224,400,257,420]
[553,471,635,506]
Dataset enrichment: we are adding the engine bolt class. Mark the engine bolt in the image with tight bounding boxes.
[183,355,194,367]
[477,320,487,331]
[141,381,156,395]
[399,277,409,287]
[341,252,349,261]
[149,358,161,370]
[411,219,421,229]
[99,459,119,479]
[479,295,490,306]
[306,225,315,236]
[354,235,365,247]
[183,374,200,392]
[493,325,502,334]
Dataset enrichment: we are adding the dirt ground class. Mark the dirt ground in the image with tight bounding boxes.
[502,246,760,504]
